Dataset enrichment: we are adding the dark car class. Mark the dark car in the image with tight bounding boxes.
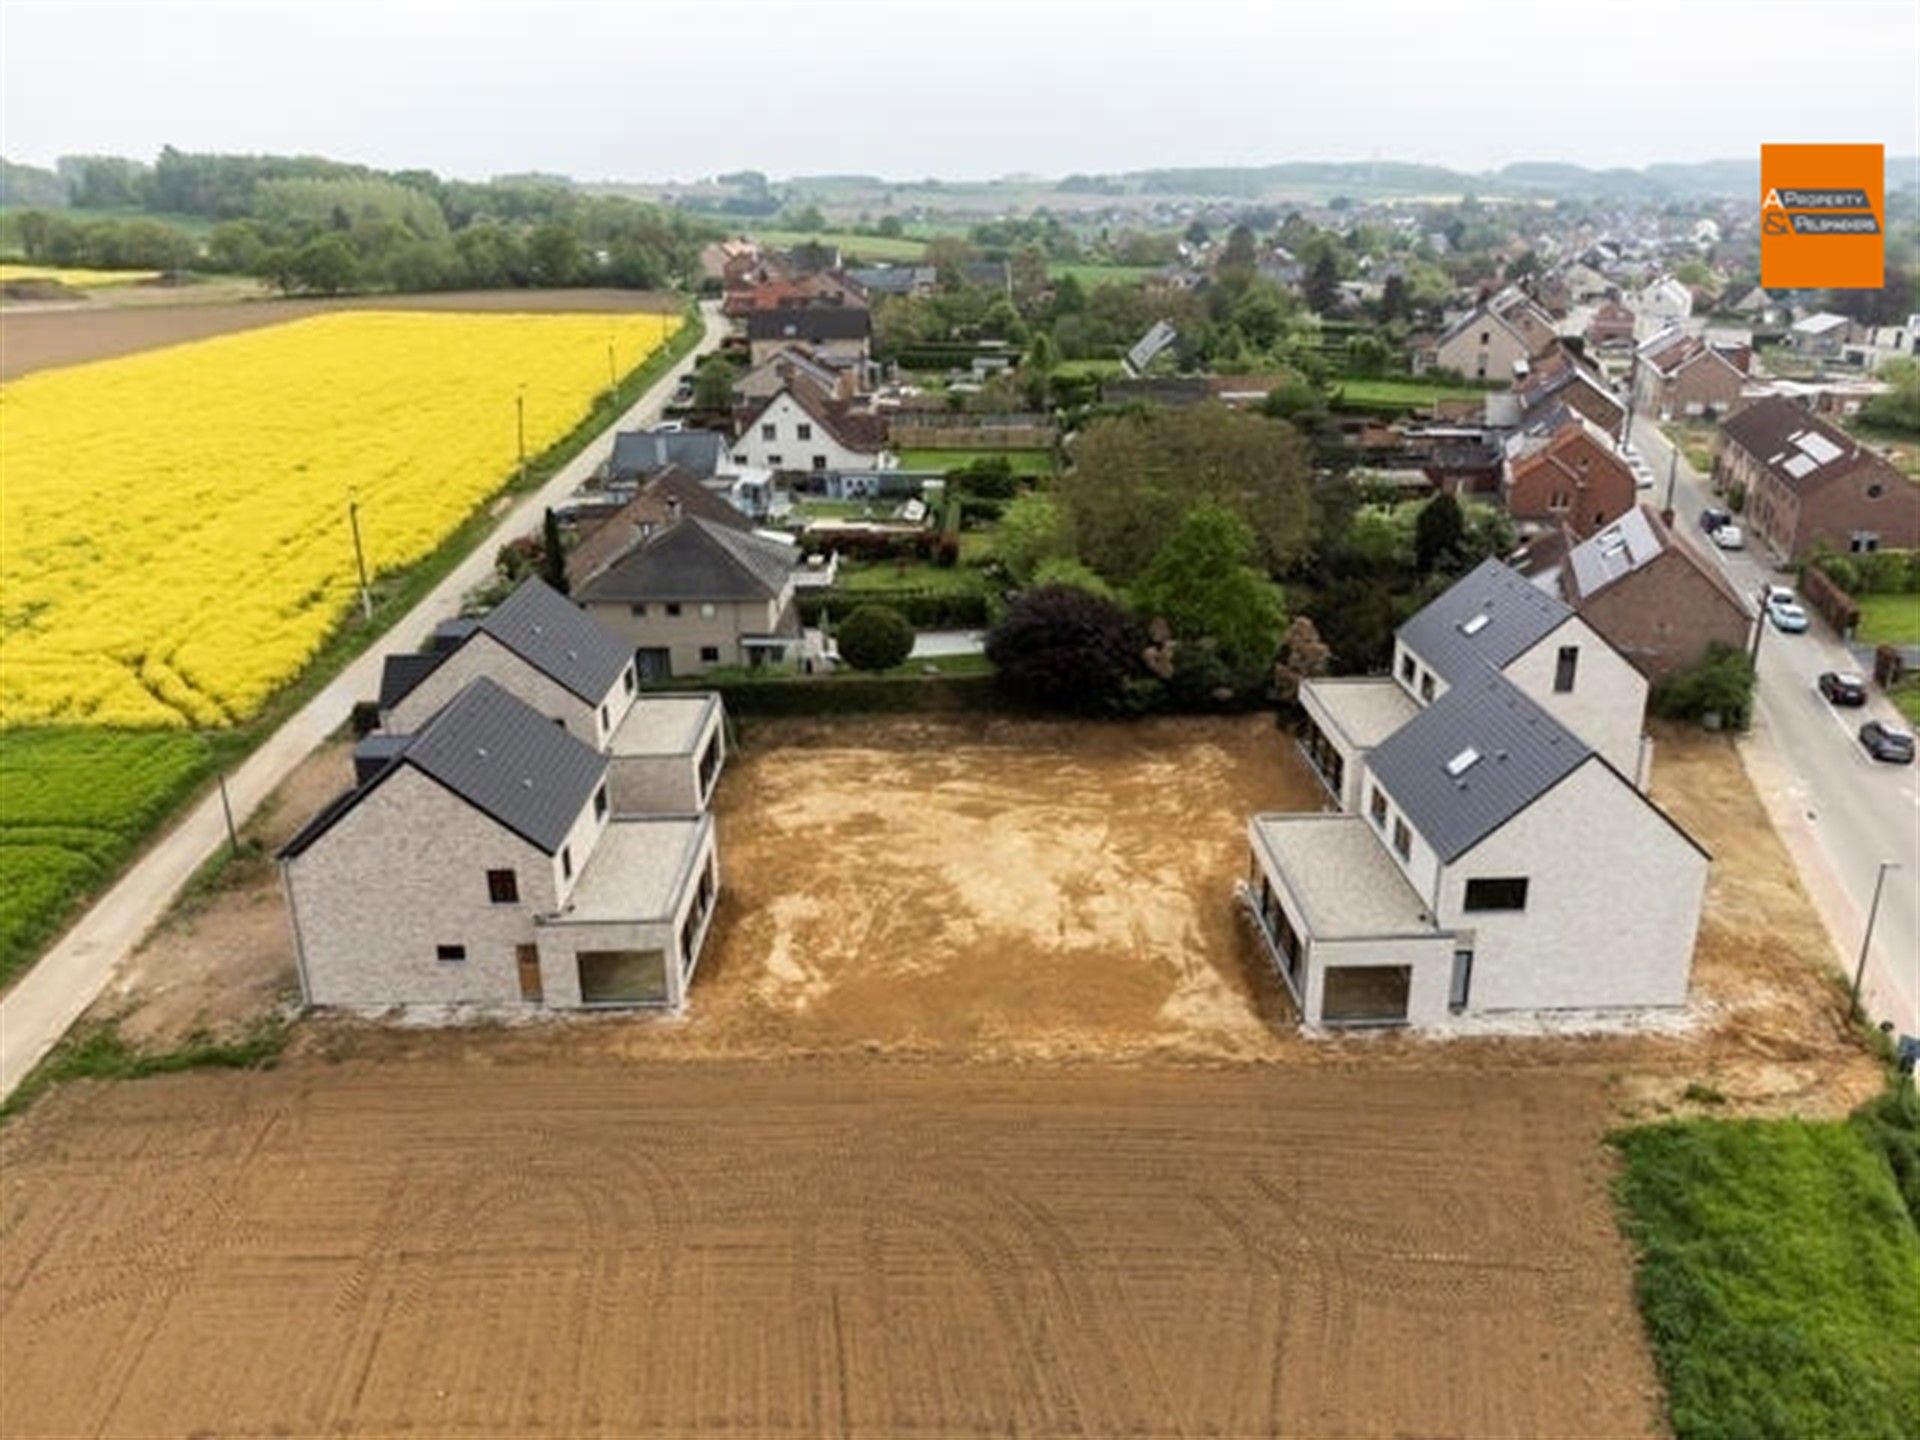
[1859,720,1916,764]
[1818,671,1868,706]
[1699,506,1732,533]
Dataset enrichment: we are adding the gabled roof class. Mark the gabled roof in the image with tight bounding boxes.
[1398,558,1574,684]
[746,305,871,342]
[736,380,889,454]
[574,515,796,605]
[475,577,634,704]
[1720,396,1897,496]
[1366,669,1591,863]
[280,678,607,860]
[566,468,751,591]
[1561,504,1748,613]
[377,578,632,714]
[608,428,729,481]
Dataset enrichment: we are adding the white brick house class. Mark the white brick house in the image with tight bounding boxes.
[280,678,719,1011]
[1259,560,1707,1030]
[379,578,727,815]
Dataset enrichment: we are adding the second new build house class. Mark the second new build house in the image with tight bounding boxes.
[1265,560,1705,1030]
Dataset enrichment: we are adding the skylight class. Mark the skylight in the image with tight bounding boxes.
[1446,746,1482,777]
[1460,613,1491,636]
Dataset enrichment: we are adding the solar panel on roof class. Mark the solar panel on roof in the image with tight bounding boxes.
[1798,432,1844,464]
[1784,454,1818,478]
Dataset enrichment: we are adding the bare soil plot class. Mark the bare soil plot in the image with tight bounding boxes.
[0,1061,1662,1439]
[96,715,1880,1117]
[0,288,683,378]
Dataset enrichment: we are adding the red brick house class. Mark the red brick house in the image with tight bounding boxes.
[1524,505,1752,684]
[1631,330,1747,419]
[1585,299,1636,349]
[1503,414,1639,538]
[1716,397,1919,559]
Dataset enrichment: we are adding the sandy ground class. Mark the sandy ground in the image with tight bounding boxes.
[95,713,1882,1117]
[0,1061,1662,1439]
[0,288,684,378]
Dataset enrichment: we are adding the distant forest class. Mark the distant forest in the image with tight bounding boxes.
[0,148,719,293]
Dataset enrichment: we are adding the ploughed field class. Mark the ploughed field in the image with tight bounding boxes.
[0,1062,1661,1439]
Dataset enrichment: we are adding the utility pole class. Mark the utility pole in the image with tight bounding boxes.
[516,387,527,484]
[348,495,373,622]
[218,771,240,858]
[607,338,617,393]
[1851,860,1900,1017]
[1664,443,1679,513]
[1748,584,1767,664]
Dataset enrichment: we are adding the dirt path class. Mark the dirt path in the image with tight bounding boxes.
[0,288,685,378]
[0,1060,1661,1439]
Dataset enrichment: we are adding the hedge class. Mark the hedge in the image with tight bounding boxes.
[799,589,992,627]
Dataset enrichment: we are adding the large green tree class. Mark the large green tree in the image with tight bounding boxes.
[1132,503,1286,679]
[1056,402,1314,583]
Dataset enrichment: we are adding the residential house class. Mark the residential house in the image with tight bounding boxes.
[1431,287,1556,380]
[379,577,729,817]
[574,514,807,677]
[731,345,861,407]
[606,428,733,486]
[1257,561,1701,1030]
[746,305,872,368]
[1632,274,1693,339]
[732,380,892,473]
[566,468,754,591]
[1560,262,1612,304]
[1523,505,1753,685]
[698,237,759,282]
[1516,344,1624,436]
[1503,408,1639,540]
[1585,299,1636,350]
[1789,312,1854,359]
[844,264,937,299]
[721,271,863,319]
[280,678,720,1012]
[1716,396,1919,559]
[1631,328,1748,419]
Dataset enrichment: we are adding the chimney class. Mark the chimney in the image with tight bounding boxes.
[668,495,683,523]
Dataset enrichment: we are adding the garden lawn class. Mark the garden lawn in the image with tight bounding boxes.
[1047,263,1157,290]
[834,560,989,596]
[1855,593,1920,647]
[1331,377,1489,409]
[896,448,1056,476]
[0,728,221,987]
[751,229,928,263]
[1613,1117,1920,1440]
[1890,674,1920,726]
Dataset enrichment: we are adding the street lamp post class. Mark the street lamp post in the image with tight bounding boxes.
[1663,444,1678,513]
[1850,860,1901,1017]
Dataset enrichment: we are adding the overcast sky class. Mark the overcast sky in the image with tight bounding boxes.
[3,1,1916,182]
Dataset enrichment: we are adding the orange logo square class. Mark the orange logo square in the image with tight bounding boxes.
[1761,144,1884,289]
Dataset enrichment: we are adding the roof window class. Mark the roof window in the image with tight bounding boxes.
[1445,746,1482,778]
[1460,613,1490,636]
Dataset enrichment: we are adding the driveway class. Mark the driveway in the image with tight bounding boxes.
[1631,415,1919,1035]
[0,300,729,1099]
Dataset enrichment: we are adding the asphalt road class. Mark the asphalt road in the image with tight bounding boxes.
[1631,416,1920,1036]
[0,300,726,1100]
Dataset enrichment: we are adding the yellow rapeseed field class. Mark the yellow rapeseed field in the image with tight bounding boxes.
[0,264,162,288]
[0,309,680,727]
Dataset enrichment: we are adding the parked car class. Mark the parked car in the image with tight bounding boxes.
[1859,720,1916,764]
[1699,506,1732,533]
[1818,672,1868,706]
[1767,598,1809,632]
[1711,523,1745,550]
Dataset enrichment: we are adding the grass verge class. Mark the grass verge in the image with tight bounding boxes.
[1612,1115,1920,1439]
[1855,592,1920,647]
[0,303,706,995]
[0,1018,288,1123]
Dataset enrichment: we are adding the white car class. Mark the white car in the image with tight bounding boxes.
[1767,600,1809,633]
[1712,523,1745,550]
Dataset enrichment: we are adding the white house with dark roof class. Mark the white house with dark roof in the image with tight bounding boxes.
[280,678,719,1012]
[574,515,811,677]
[1254,561,1707,1030]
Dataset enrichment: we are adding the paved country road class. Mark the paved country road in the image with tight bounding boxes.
[0,300,726,1100]
[1632,416,1919,1037]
